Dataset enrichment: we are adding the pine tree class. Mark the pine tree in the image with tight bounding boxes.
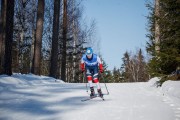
[100,58,111,83]
[112,67,121,83]
[146,0,180,76]
[121,51,131,82]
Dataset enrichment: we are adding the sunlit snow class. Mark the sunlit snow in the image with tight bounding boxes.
[0,73,180,120]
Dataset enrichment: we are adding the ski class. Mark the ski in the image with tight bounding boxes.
[81,96,97,102]
[81,95,105,102]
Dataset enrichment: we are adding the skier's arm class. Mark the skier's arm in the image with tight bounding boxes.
[81,58,85,72]
[97,56,103,73]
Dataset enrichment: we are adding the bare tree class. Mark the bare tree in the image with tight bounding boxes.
[72,0,77,82]
[13,0,33,73]
[30,0,37,73]
[137,49,146,81]
[3,0,15,75]
[40,0,53,75]
[61,0,67,81]
[49,0,61,78]
[63,0,95,82]
[32,0,45,75]
[122,49,149,82]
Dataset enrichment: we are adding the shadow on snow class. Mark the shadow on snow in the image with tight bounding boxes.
[0,83,98,119]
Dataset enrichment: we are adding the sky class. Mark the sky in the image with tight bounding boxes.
[83,0,150,70]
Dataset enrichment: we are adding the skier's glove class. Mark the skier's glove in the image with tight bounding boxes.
[99,64,104,73]
[81,63,85,72]
[100,69,103,73]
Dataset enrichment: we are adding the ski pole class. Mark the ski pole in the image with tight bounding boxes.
[100,72,109,95]
[82,71,89,94]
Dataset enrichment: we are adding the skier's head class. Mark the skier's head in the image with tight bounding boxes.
[86,47,93,59]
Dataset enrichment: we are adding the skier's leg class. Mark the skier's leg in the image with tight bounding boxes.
[93,67,101,89]
[93,67,103,97]
[86,68,95,97]
[86,68,93,87]
[93,73,101,89]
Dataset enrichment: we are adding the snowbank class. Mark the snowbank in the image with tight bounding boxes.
[148,77,180,100]
[147,77,160,87]
[161,80,180,99]
[0,73,64,91]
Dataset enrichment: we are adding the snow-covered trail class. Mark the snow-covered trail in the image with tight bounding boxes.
[0,81,180,120]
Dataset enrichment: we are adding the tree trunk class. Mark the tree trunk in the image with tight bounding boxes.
[30,0,36,73]
[0,0,7,74]
[49,0,61,78]
[4,0,15,75]
[61,0,67,81]
[72,0,77,82]
[32,0,45,75]
[155,0,160,52]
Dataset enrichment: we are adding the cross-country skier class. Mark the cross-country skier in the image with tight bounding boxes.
[81,47,104,98]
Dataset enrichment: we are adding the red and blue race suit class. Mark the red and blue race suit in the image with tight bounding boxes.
[81,54,103,89]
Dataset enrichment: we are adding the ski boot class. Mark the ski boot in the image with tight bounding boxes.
[90,87,95,98]
[97,89,103,98]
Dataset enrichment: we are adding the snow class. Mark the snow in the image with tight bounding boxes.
[147,77,160,87]
[0,74,180,120]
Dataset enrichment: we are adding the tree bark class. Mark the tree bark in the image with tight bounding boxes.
[72,0,77,82]
[0,0,7,74]
[61,0,67,81]
[49,0,61,78]
[4,0,15,75]
[32,0,45,75]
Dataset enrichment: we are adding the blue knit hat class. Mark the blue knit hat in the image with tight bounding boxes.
[86,47,93,56]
